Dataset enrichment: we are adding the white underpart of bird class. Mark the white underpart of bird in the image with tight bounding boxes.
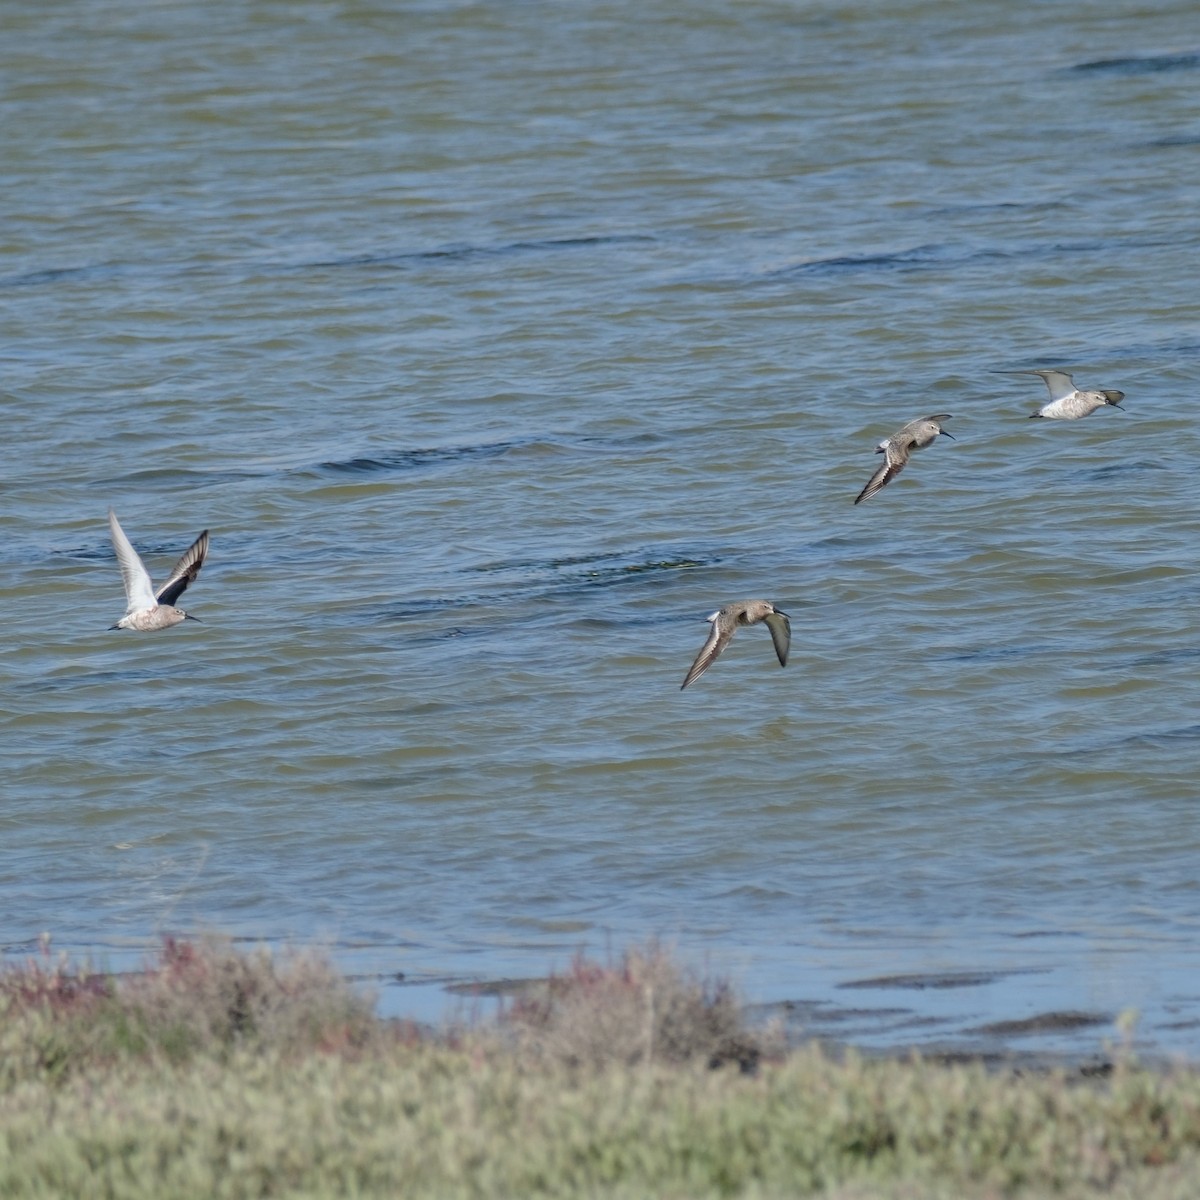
[1002,369,1125,420]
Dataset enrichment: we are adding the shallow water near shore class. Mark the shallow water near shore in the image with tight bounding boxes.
[3,0,1200,1063]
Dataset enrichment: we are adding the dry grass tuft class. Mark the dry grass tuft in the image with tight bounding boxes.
[500,942,775,1071]
[0,936,379,1080]
[0,954,113,1016]
[120,935,379,1055]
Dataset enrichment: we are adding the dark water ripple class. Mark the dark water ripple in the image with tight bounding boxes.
[304,234,659,272]
[311,440,522,476]
[304,431,677,478]
[1071,52,1200,75]
[373,548,716,625]
[772,235,1177,278]
[0,236,661,294]
[0,263,132,290]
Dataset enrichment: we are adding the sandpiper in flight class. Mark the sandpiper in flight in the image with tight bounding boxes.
[1002,369,1125,420]
[107,508,209,631]
[680,600,791,690]
[854,414,954,505]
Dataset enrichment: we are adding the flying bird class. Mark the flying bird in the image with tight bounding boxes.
[107,508,209,631]
[854,414,954,505]
[680,600,790,690]
[1001,369,1125,420]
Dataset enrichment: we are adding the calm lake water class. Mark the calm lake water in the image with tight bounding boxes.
[4,0,1200,1062]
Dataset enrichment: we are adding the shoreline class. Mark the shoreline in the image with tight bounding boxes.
[6,932,1171,1070]
[4,937,1199,1198]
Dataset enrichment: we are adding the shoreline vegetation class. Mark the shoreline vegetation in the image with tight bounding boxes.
[3,939,1200,1198]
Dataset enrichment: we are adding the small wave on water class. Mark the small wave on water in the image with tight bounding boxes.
[1145,133,1200,148]
[1084,459,1166,480]
[371,547,714,627]
[770,242,952,277]
[303,430,674,479]
[1111,723,1200,750]
[302,233,658,273]
[471,546,711,580]
[309,440,523,476]
[1123,648,1200,669]
[769,235,1177,280]
[0,233,660,293]
[931,643,1057,665]
[1070,51,1200,74]
[95,465,266,489]
[0,263,129,290]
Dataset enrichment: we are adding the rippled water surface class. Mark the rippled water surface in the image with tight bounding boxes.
[4,0,1200,1060]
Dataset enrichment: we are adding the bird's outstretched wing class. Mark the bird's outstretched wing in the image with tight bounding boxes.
[108,509,157,615]
[1032,370,1075,401]
[1000,369,1074,401]
[681,613,733,690]
[764,611,791,667]
[156,530,210,606]
[854,438,910,505]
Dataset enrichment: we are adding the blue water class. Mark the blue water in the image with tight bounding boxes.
[3,0,1200,1061]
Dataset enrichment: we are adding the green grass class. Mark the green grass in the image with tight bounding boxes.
[2,939,1200,1198]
